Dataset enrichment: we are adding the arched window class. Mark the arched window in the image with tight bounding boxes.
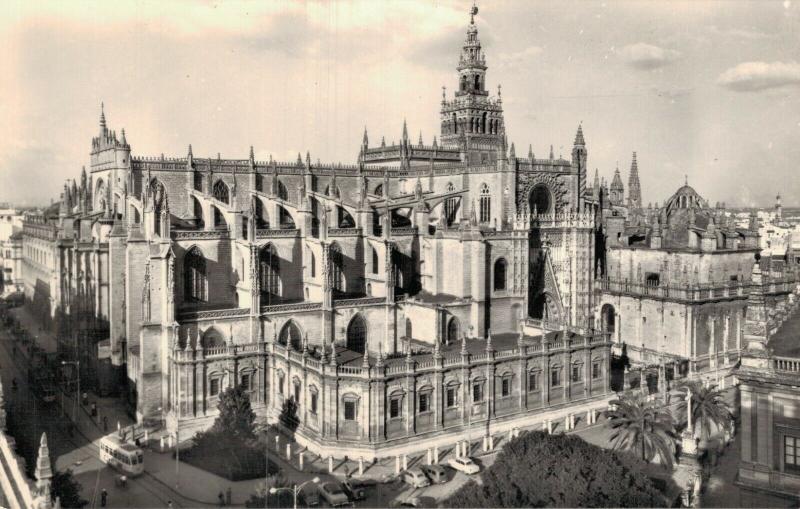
[374,184,383,197]
[482,112,488,134]
[474,75,481,91]
[371,246,379,274]
[259,244,281,304]
[347,314,367,354]
[452,113,457,134]
[184,247,207,302]
[278,320,303,351]
[494,258,507,291]
[202,327,225,348]
[446,317,459,344]
[405,318,413,340]
[330,243,344,293]
[277,181,288,201]
[479,183,491,223]
[460,75,467,92]
[310,251,316,278]
[213,180,229,204]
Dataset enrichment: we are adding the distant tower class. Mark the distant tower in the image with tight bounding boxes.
[439,2,505,159]
[627,151,642,210]
[776,193,783,221]
[610,165,624,206]
[572,125,587,211]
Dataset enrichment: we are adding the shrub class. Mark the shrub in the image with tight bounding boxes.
[443,431,670,508]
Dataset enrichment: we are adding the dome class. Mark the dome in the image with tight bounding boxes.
[664,183,707,214]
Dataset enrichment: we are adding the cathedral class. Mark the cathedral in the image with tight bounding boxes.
[21,6,622,456]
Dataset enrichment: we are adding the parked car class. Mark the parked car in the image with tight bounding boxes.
[301,484,320,507]
[342,479,368,501]
[447,456,480,475]
[318,481,350,507]
[421,464,449,484]
[390,496,437,508]
[401,467,431,488]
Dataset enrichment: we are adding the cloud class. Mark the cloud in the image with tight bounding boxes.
[707,25,776,40]
[497,46,543,67]
[619,43,680,70]
[717,61,800,91]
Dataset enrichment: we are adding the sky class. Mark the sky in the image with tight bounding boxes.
[0,0,799,207]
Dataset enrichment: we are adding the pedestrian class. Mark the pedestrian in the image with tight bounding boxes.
[218,491,225,507]
[91,402,97,418]
[100,488,108,507]
[103,415,108,432]
[82,391,88,406]
[167,501,173,508]
[226,486,232,506]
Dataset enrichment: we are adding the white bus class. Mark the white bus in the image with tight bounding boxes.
[98,434,144,476]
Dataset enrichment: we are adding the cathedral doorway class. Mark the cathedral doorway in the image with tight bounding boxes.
[601,304,616,335]
[347,315,367,354]
[529,184,552,215]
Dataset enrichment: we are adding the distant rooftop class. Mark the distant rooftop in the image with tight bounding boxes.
[769,309,800,358]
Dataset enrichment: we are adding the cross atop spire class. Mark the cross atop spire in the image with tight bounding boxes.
[470,1,478,25]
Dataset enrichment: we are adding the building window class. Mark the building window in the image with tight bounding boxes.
[551,368,561,387]
[572,364,583,383]
[260,244,281,304]
[310,391,318,414]
[277,373,285,395]
[479,184,491,223]
[330,244,344,293]
[446,386,458,408]
[389,395,402,419]
[209,378,220,397]
[528,371,539,391]
[184,247,207,302]
[786,436,800,472]
[494,258,507,291]
[418,392,430,413]
[240,373,251,391]
[293,381,301,403]
[592,362,601,379]
[213,179,230,204]
[472,381,484,403]
[371,247,379,274]
[344,400,357,421]
[501,377,511,397]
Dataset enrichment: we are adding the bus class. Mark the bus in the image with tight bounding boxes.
[99,434,144,476]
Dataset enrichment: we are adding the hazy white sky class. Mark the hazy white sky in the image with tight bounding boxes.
[1,0,799,207]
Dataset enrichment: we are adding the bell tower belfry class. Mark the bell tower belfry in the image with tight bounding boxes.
[439,3,505,161]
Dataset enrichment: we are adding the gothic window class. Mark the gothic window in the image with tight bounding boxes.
[278,320,303,351]
[493,258,507,291]
[479,183,491,223]
[330,243,344,293]
[446,317,459,344]
[259,244,281,304]
[374,184,383,197]
[445,183,458,226]
[277,180,288,201]
[184,246,207,302]
[346,314,367,354]
[371,246,379,274]
[213,180,229,204]
[530,184,551,215]
[310,251,316,278]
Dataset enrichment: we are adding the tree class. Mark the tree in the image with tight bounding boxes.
[211,384,256,443]
[677,380,732,443]
[51,469,88,508]
[605,393,677,469]
[443,431,670,508]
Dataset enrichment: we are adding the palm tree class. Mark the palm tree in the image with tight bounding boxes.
[605,393,677,469]
[677,380,732,444]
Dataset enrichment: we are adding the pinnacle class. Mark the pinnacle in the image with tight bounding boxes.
[574,123,585,146]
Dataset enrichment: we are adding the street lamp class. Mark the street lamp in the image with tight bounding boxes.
[269,477,320,509]
[61,360,79,423]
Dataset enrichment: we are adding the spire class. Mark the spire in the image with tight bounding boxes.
[35,433,53,491]
[362,126,369,147]
[402,119,409,143]
[418,131,423,146]
[593,168,600,188]
[99,102,106,132]
[528,144,534,160]
[249,145,255,163]
[120,128,127,146]
[433,136,438,149]
[574,124,585,146]
[549,145,554,160]
[509,142,516,160]
[627,151,642,209]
